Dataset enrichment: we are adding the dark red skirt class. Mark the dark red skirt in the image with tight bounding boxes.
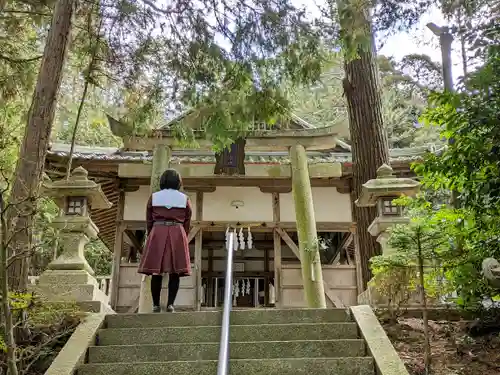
[138,224,191,276]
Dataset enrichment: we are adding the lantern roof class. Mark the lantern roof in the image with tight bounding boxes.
[355,164,420,208]
[41,166,113,210]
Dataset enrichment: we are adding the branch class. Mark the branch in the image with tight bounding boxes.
[19,324,78,375]
[6,246,38,268]
[0,54,43,64]
[1,9,51,16]
[139,0,185,15]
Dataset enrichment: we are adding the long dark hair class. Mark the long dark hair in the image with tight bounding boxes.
[159,169,182,190]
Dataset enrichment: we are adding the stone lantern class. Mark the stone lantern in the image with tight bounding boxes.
[355,164,420,305]
[356,164,420,255]
[35,167,113,308]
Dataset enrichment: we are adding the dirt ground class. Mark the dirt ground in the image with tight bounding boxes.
[382,318,500,375]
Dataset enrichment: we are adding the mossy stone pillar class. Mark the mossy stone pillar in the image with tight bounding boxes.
[138,144,171,313]
[289,144,326,308]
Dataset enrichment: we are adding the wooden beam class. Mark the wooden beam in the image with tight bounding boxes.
[323,283,346,308]
[127,296,139,313]
[121,220,355,232]
[351,191,364,294]
[119,176,351,190]
[194,240,275,249]
[124,229,143,251]
[260,186,292,194]
[194,191,203,311]
[272,192,282,306]
[275,227,300,259]
[264,234,270,305]
[110,190,125,310]
[202,256,298,262]
[187,226,201,243]
[191,221,355,232]
[330,232,353,265]
[207,248,214,307]
[276,227,345,308]
[203,271,273,278]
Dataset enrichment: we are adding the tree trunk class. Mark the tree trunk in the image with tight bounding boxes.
[138,144,171,313]
[6,0,74,291]
[417,232,431,374]
[338,1,390,289]
[290,144,326,308]
[0,194,19,375]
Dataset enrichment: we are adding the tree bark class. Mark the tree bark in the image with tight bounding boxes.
[6,0,74,291]
[338,1,390,289]
[290,144,326,308]
[0,194,19,375]
[417,231,431,374]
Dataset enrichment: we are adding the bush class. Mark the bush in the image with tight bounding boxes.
[0,293,84,375]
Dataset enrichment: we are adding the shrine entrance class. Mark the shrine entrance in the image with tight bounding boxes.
[199,228,276,309]
[210,277,267,308]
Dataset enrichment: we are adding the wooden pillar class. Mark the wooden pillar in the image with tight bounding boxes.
[138,144,171,313]
[206,248,214,307]
[194,191,203,311]
[350,191,364,294]
[272,192,282,307]
[110,189,125,310]
[264,247,270,306]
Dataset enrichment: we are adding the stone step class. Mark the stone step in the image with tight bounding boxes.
[88,339,366,363]
[97,322,358,345]
[78,357,374,375]
[104,308,351,328]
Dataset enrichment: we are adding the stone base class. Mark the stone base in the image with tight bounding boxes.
[48,255,95,275]
[138,275,153,313]
[38,270,98,286]
[32,269,111,308]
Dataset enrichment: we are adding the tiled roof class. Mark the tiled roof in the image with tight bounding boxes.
[47,143,436,165]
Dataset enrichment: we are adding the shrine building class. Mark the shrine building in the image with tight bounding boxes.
[44,109,428,312]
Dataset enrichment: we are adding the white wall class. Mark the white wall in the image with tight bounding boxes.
[123,186,197,221]
[203,187,273,222]
[123,185,352,223]
[280,187,352,222]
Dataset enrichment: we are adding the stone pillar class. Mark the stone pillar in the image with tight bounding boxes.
[138,144,171,313]
[35,167,113,312]
[289,144,326,308]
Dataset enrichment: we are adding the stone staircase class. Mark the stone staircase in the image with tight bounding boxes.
[76,309,377,375]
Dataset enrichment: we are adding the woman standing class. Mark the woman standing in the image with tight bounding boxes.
[138,169,192,313]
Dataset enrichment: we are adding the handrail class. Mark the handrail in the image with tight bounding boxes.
[217,230,235,375]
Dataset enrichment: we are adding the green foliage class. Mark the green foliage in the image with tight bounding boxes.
[88,0,337,144]
[372,190,500,309]
[0,293,83,373]
[369,196,458,307]
[84,240,112,276]
[0,99,26,187]
[373,22,500,309]
[290,55,440,147]
[0,1,47,104]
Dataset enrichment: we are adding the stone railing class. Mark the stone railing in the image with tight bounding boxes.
[29,275,112,296]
